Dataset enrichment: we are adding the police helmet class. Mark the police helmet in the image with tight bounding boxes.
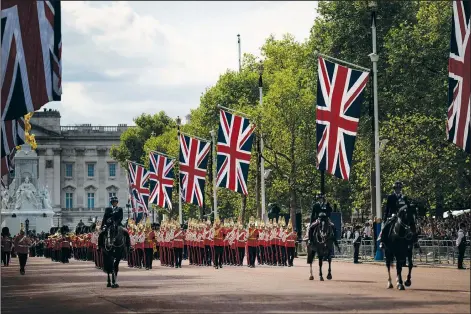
[393,181,403,189]
[110,196,119,204]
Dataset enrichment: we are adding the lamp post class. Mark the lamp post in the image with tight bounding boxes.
[126,203,130,220]
[25,218,29,234]
[259,60,267,223]
[210,129,218,220]
[176,116,183,225]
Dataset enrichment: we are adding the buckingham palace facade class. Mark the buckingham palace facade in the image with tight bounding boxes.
[25,109,130,227]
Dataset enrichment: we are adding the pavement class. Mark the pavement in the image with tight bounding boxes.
[1,257,470,314]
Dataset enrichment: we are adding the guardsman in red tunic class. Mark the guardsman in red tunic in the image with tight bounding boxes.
[144,218,155,270]
[222,220,230,265]
[60,233,70,263]
[173,223,185,268]
[228,222,237,265]
[279,217,287,266]
[236,222,247,266]
[212,218,225,269]
[247,217,259,268]
[136,222,145,268]
[285,218,297,267]
[271,220,279,266]
[203,219,212,266]
[258,222,266,265]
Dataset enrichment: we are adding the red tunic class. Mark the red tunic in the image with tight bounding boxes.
[145,231,155,249]
[213,227,224,247]
[173,229,185,249]
[247,228,259,247]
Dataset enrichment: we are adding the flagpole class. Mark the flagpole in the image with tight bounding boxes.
[149,150,177,160]
[217,105,252,119]
[176,116,183,226]
[210,130,218,220]
[315,52,370,72]
[179,131,211,143]
[369,1,383,261]
[259,61,267,223]
[237,34,242,72]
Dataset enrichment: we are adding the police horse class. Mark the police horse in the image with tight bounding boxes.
[382,203,417,290]
[306,213,340,281]
[98,219,130,288]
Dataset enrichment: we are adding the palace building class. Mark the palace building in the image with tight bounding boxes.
[20,108,132,228]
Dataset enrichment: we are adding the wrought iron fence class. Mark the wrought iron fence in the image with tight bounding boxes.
[297,239,471,266]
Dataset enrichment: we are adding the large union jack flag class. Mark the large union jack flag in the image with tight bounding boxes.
[1,117,24,159]
[179,134,211,207]
[128,161,149,215]
[316,57,369,180]
[1,147,16,177]
[1,0,62,121]
[149,151,175,210]
[447,0,471,153]
[216,109,255,195]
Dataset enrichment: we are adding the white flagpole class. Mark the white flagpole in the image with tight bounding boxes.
[210,130,218,220]
[369,1,383,261]
[177,118,183,225]
[237,34,242,72]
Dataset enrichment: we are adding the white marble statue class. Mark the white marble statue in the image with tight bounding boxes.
[14,176,39,210]
[42,186,52,210]
[1,188,10,210]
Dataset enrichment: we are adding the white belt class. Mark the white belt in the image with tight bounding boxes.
[174,239,183,242]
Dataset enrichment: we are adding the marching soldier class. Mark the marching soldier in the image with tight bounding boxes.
[204,219,212,266]
[144,218,155,270]
[247,217,259,268]
[236,222,247,266]
[212,218,225,269]
[173,223,185,268]
[285,219,297,267]
[13,224,32,275]
[279,218,288,266]
[1,227,13,267]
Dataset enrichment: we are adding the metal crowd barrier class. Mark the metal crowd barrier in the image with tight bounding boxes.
[296,239,471,266]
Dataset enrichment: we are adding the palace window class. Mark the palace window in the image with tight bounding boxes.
[65,193,73,209]
[87,193,95,209]
[87,163,95,177]
[65,163,73,177]
[108,192,116,200]
[108,163,116,177]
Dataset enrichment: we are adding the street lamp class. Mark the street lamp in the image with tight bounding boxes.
[176,116,182,225]
[25,218,29,234]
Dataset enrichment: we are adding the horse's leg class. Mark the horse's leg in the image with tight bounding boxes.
[113,258,120,288]
[309,261,314,280]
[318,253,324,281]
[405,248,413,287]
[396,255,405,290]
[386,251,393,289]
[326,256,332,280]
[107,271,112,288]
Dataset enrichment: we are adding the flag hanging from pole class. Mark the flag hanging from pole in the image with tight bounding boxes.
[216,109,255,195]
[149,151,175,210]
[316,56,369,180]
[179,133,211,207]
[1,118,24,159]
[447,0,470,153]
[128,161,149,219]
[1,0,62,121]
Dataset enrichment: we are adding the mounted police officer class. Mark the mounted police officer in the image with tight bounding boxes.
[99,196,130,247]
[379,181,411,248]
[310,193,333,226]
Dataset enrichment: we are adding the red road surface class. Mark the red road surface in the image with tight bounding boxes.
[1,257,470,313]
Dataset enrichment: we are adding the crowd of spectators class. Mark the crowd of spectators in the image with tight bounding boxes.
[416,212,470,240]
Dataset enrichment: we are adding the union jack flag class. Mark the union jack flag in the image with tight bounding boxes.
[447,0,470,153]
[128,161,149,215]
[179,134,211,207]
[1,0,62,121]
[216,110,255,195]
[1,147,16,177]
[1,117,24,159]
[316,57,369,180]
[149,151,175,210]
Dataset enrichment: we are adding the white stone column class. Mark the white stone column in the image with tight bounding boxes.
[36,148,47,188]
[52,148,62,208]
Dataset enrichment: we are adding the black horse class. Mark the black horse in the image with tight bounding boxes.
[98,220,130,288]
[382,204,417,290]
[306,213,340,281]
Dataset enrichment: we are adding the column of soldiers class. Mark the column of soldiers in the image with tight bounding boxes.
[37,215,299,269]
